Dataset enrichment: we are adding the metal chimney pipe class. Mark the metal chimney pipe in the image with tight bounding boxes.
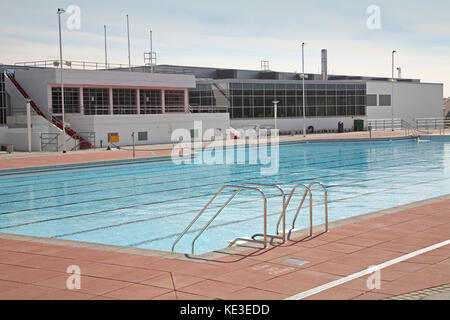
[321,49,328,80]
[397,67,402,79]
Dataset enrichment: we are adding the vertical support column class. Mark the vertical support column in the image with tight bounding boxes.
[109,87,113,115]
[79,87,84,115]
[136,88,140,114]
[184,88,189,113]
[161,89,165,114]
[26,99,32,153]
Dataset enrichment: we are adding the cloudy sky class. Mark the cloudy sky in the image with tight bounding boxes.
[0,0,449,96]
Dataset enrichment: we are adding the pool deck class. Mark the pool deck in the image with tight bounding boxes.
[0,130,449,300]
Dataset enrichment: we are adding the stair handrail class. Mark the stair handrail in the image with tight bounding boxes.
[171,185,268,254]
[240,183,286,242]
[280,184,313,237]
[306,182,328,233]
[4,71,92,148]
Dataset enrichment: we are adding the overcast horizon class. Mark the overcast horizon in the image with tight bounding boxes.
[0,0,448,96]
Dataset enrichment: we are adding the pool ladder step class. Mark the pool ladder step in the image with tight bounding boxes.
[171,182,328,255]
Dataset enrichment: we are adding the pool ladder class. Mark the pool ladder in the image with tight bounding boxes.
[171,182,328,255]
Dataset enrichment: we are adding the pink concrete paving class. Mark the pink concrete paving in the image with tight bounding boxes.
[0,131,448,300]
[0,197,448,300]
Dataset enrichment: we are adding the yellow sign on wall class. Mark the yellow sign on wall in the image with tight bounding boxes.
[109,135,120,143]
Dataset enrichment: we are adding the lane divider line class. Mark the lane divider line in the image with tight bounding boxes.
[285,239,450,300]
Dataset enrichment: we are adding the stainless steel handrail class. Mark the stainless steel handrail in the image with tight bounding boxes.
[171,185,268,254]
[288,184,313,236]
[241,183,286,242]
[307,182,328,233]
[276,184,311,236]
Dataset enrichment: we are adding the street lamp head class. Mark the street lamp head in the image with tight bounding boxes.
[302,42,306,46]
[57,8,65,14]
[272,100,280,104]
[392,50,397,54]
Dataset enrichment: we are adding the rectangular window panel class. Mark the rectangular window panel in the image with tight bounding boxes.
[140,89,162,114]
[83,88,110,115]
[165,90,185,112]
[326,106,337,116]
[138,131,148,141]
[337,106,346,116]
[113,89,137,114]
[366,94,377,106]
[379,94,391,106]
[254,107,265,118]
[52,87,80,113]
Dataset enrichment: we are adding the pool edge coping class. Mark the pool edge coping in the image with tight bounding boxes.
[1,192,449,263]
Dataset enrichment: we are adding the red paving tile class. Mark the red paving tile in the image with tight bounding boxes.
[179,280,245,299]
[304,287,365,300]
[0,184,448,299]
[102,283,171,300]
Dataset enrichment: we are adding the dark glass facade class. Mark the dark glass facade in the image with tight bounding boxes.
[227,82,366,119]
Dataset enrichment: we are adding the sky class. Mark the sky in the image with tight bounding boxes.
[0,0,449,96]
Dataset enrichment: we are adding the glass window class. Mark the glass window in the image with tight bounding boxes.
[140,89,162,114]
[366,94,377,106]
[138,131,148,141]
[165,90,185,112]
[326,106,337,116]
[52,87,80,113]
[83,88,109,115]
[379,94,391,106]
[112,89,137,114]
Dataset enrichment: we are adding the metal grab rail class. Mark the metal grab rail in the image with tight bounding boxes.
[276,184,311,236]
[278,182,328,239]
[171,185,268,254]
[240,183,286,242]
[306,182,328,233]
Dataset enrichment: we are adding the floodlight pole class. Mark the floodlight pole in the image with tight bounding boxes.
[302,42,306,137]
[391,50,396,131]
[57,8,67,153]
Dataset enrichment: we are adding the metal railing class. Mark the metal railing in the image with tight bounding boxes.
[41,133,59,152]
[172,181,328,254]
[13,60,194,75]
[276,182,328,240]
[416,118,450,134]
[171,185,269,255]
[368,118,403,131]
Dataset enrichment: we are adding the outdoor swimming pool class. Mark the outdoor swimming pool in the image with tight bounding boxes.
[0,137,449,255]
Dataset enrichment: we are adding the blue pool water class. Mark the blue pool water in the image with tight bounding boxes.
[0,137,449,255]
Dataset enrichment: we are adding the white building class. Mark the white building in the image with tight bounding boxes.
[0,50,444,151]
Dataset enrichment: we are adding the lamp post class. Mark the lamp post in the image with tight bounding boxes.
[391,50,396,131]
[301,42,307,137]
[104,25,108,69]
[272,100,279,133]
[57,8,67,153]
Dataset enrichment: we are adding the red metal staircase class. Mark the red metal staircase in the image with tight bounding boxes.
[5,72,92,149]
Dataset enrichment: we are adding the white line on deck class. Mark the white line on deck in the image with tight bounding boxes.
[285,239,450,300]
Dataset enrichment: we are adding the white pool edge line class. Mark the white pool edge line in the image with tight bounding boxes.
[284,238,450,300]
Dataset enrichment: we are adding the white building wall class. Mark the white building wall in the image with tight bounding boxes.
[65,113,230,147]
[231,116,366,132]
[366,81,443,125]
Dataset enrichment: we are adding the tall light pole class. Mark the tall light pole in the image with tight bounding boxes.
[391,50,396,131]
[272,100,279,133]
[302,42,307,137]
[57,8,67,153]
[126,14,131,71]
[104,25,108,69]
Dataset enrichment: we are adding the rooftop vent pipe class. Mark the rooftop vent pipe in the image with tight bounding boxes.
[321,49,328,80]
